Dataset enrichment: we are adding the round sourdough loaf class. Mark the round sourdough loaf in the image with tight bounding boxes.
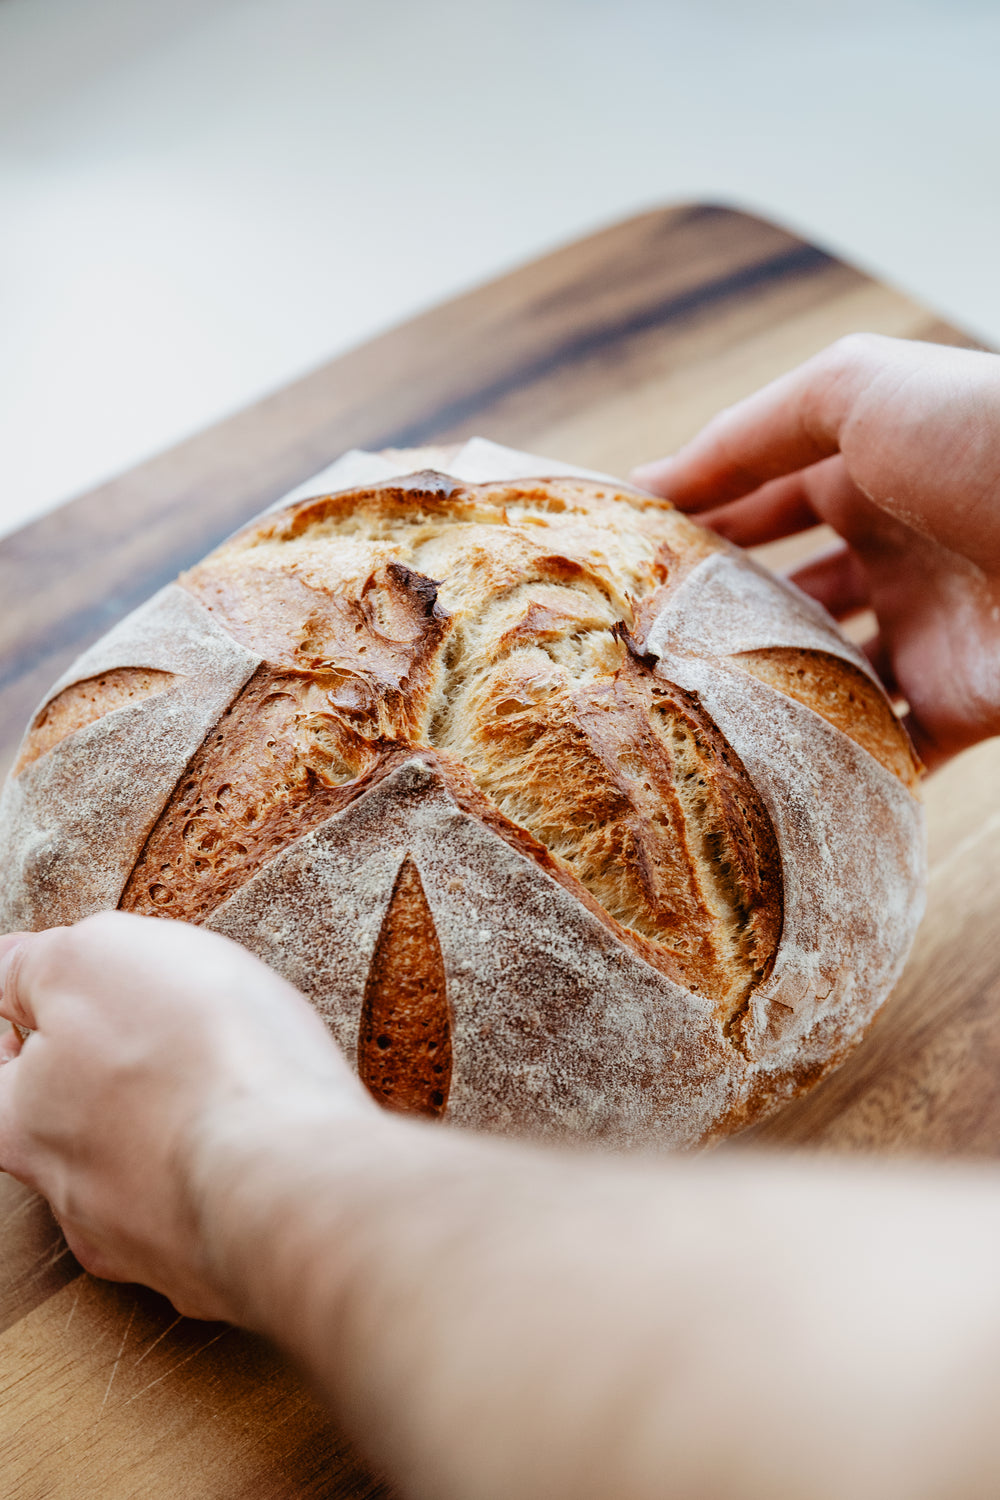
[0,446,926,1148]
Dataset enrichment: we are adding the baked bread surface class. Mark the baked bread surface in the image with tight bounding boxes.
[0,444,926,1146]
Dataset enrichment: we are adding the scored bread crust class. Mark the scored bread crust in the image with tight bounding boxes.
[0,443,926,1147]
[0,588,260,930]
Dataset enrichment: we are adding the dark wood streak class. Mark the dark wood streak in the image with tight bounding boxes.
[0,207,868,778]
[380,241,837,450]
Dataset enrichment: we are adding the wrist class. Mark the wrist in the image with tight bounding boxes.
[185,1083,413,1338]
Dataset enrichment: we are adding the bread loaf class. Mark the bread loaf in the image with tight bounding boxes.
[0,441,926,1147]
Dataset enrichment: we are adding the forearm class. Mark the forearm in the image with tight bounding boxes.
[194,1103,1000,1500]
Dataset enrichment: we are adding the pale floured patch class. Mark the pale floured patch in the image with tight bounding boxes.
[0,443,927,1146]
[0,587,260,930]
[206,758,730,1149]
[650,645,925,1106]
[644,547,877,677]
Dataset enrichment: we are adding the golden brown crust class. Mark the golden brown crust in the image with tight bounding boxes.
[170,471,783,1031]
[14,667,178,776]
[731,647,923,791]
[445,642,781,1023]
[119,663,419,922]
[0,586,262,932]
[357,855,452,1118]
[123,470,915,1116]
[0,455,927,1144]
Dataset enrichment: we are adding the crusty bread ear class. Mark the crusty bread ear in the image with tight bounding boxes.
[0,452,925,1148]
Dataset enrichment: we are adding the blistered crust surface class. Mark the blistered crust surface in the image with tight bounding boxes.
[0,587,260,931]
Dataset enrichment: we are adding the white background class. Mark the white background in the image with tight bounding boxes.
[2,0,998,537]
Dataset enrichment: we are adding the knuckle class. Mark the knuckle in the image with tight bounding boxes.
[75,909,129,957]
[32,912,120,991]
[77,909,122,936]
[30,926,77,987]
[825,331,887,370]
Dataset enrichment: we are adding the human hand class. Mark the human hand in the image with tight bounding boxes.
[632,334,1000,767]
[0,912,373,1320]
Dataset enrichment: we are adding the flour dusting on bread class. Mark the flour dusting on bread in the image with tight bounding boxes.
[0,445,926,1147]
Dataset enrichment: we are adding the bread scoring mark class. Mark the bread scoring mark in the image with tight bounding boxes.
[14,667,179,776]
[120,559,455,922]
[731,647,923,790]
[357,853,452,1118]
[144,473,780,1030]
[118,665,411,922]
[436,633,781,1025]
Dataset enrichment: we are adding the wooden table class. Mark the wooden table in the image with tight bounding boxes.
[2,204,998,1498]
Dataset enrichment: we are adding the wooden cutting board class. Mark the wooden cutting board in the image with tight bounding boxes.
[1,204,998,1498]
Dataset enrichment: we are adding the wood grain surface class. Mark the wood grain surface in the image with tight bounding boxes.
[1,202,995,1498]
